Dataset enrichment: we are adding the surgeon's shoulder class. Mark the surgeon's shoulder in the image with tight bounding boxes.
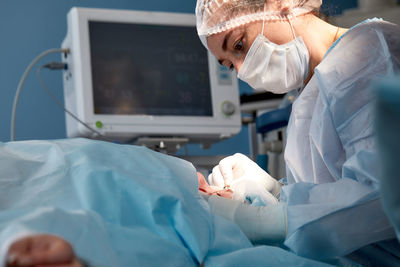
[354,18,399,31]
[311,19,400,129]
[366,19,400,63]
[352,19,400,50]
[359,18,400,36]
[321,18,399,66]
[315,19,400,97]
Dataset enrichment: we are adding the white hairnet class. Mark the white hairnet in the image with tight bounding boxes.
[196,0,322,37]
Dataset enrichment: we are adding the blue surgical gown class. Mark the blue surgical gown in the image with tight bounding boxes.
[282,18,400,259]
[0,138,333,266]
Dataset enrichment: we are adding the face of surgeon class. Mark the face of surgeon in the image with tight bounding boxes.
[207,20,295,73]
[206,14,347,82]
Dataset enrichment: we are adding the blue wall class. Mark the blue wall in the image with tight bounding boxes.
[0,0,357,155]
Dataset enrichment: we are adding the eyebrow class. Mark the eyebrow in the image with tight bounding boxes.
[218,31,234,66]
[222,31,233,51]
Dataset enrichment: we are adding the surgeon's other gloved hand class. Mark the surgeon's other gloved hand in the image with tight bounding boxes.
[207,195,287,244]
[208,153,282,202]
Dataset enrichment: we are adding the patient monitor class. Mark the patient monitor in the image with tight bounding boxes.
[61,7,241,148]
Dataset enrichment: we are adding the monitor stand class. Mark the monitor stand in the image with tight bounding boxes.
[134,137,189,154]
[134,136,226,175]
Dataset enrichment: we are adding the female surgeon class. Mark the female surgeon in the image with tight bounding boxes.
[197,0,400,262]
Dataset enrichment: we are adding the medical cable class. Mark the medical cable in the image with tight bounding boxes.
[11,48,69,141]
[37,64,113,142]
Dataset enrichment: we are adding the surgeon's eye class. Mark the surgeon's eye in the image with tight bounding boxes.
[234,39,243,51]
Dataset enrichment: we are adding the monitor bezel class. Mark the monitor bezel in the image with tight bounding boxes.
[64,7,241,139]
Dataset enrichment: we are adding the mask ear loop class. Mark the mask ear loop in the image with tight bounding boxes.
[286,9,307,93]
[261,3,266,35]
[287,15,297,40]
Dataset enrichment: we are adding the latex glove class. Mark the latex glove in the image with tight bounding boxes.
[208,153,282,199]
[231,177,279,205]
[207,195,287,244]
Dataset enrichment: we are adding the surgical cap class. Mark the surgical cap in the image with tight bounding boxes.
[196,0,322,37]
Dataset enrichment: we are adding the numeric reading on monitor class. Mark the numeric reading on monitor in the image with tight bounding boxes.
[89,21,213,117]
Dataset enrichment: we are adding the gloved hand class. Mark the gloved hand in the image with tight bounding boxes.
[208,153,282,202]
[207,195,287,244]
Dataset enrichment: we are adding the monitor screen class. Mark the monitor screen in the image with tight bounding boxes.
[89,21,213,117]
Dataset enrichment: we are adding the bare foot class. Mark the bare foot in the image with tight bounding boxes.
[6,234,82,267]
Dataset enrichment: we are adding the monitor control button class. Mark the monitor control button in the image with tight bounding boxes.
[221,101,235,116]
